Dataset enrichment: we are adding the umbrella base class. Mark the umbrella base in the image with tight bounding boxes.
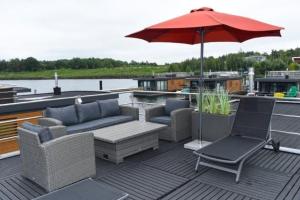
[184,140,211,150]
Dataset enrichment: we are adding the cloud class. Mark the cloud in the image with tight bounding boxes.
[0,0,298,64]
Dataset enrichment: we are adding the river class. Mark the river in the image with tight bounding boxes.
[0,79,171,105]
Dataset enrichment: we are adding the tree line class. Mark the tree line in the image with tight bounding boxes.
[0,57,158,72]
[168,48,300,76]
[0,48,299,76]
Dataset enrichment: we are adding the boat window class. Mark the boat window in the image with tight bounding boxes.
[156,81,167,91]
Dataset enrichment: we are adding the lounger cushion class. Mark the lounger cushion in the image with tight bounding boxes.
[149,116,171,126]
[76,102,101,123]
[22,122,53,143]
[97,99,120,118]
[67,115,133,134]
[165,99,190,116]
[197,135,265,162]
[45,105,78,126]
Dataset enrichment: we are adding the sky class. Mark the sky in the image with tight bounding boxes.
[0,0,299,64]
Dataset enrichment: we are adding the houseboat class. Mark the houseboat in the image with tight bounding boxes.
[255,71,300,97]
[185,71,244,94]
[134,72,193,97]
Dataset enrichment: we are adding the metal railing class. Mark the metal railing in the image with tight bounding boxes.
[1,88,300,157]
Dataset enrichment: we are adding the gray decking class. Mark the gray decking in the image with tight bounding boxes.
[1,140,300,200]
[2,101,300,199]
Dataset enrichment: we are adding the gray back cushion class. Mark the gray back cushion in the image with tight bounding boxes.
[45,105,78,125]
[76,102,101,123]
[97,99,120,117]
[22,122,53,143]
[165,99,190,115]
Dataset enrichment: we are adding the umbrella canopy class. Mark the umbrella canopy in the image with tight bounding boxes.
[126,7,283,44]
[126,7,283,148]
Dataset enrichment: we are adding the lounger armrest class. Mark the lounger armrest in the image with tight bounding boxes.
[145,105,165,121]
[48,125,67,139]
[38,117,63,127]
[120,105,139,120]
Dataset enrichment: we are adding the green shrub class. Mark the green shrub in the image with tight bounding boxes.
[197,89,231,115]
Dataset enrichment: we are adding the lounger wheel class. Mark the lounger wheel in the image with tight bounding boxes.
[271,140,280,152]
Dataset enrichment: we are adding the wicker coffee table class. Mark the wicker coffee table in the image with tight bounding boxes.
[93,121,167,164]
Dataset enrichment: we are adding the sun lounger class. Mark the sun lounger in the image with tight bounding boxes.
[194,97,278,182]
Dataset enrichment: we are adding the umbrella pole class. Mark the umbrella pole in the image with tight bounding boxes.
[199,29,204,145]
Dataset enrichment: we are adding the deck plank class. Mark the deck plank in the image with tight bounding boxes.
[161,180,256,200]
[0,175,45,200]
[195,167,290,200]
[97,164,188,200]
[246,149,300,174]
[142,148,207,179]
[1,142,300,200]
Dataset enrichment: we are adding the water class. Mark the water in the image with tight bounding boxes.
[0,79,174,105]
[0,79,137,94]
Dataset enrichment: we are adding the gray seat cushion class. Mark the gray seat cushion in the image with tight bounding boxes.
[97,99,120,118]
[76,102,101,123]
[197,135,265,162]
[67,115,134,134]
[45,105,78,125]
[22,122,53,143]
[149,116,171,126]
[165,99,190,116]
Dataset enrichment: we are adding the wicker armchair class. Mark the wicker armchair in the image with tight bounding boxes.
[145,100,193,142]
[18,126,96,192]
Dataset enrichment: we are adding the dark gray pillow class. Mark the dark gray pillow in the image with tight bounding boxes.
[45,105,78,125]
[22,122,53,143]
[76,102,101,123]
[165,99,190,115]
[97,99,120,117]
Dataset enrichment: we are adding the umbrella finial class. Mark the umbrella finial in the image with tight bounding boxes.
[191,7,214,13]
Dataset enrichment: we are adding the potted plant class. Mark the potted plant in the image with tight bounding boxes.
[192,89,235,142]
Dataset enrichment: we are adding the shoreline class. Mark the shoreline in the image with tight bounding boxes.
[0,76,147,80]
[0,67,169,80]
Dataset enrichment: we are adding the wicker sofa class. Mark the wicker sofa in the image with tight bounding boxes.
[38,99,139,134]
[145,99,193,142]
[18,125,96,192]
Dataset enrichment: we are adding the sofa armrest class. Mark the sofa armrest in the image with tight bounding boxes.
[39,117,63,127]
[171,108,193,141]
[48,126,67,139]
[41,132,96,191]
[42,132,95,166]
[120,105,139,120]
[145,105,165,122]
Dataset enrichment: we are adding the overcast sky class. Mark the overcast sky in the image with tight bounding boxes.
[0,0,299,64]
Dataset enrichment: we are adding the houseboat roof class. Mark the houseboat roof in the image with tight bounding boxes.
[256,77,300,82]
[134,76,189,81]
[186,76,242,81]
[0,84,15,90]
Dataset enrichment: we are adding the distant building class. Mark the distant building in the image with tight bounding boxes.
[134,72,191,97]
[292,57,300,64]
[186,71,243,94]
[245,55,266,62]
[255,71,300,95]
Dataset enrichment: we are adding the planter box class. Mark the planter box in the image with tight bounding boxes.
[192,111,235,142]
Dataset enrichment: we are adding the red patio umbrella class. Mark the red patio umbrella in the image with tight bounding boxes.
[126,7,283,147]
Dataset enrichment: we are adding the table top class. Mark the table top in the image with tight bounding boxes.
[33,179,128,200]
[93,121,167,143]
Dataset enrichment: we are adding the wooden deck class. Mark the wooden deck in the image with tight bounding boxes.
[1,139,300,200]
[2,101,300,199]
